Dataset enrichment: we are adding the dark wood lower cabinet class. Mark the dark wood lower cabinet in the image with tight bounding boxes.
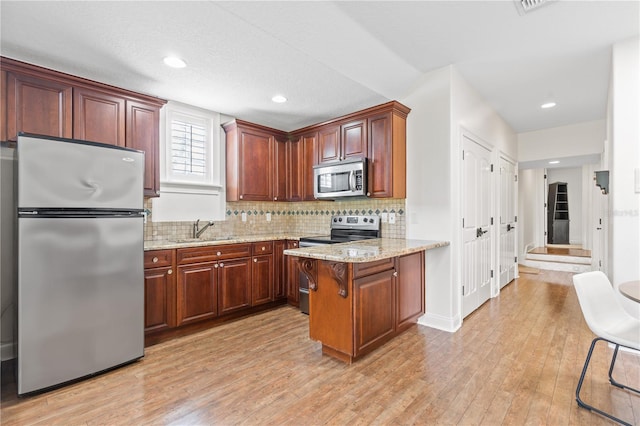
[273,240,287,299]
[396,251,425,331]
[217,258,252,315]
[143,266,176,333]
[354,269,396,356]
[177,263,218,326]
[252,255,274,306]
[286,240,300,306]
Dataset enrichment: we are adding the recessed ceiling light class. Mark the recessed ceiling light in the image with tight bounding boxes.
[272,95,287,103]
[549,160,560,164]
[163,56,186,68]
[541,102,557,109]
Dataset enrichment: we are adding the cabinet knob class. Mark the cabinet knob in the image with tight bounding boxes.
[274,197,278,201]
[152,257,158,263]
[214,264,219,269]
[261,246,265,251]
[219,263,224,268]
[254,258,258,262]
[293,243,297,247]
[167,269,173,275]
[393,271,398,277]
[366,192,371,197]
[217,251,222,256]
[239,195,243,200]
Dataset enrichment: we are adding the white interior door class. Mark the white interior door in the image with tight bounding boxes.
[462,135,492,318]
[499,158,517,288]
[592,180,607,272]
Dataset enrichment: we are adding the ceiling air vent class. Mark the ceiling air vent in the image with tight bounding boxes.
[514,0,554,15]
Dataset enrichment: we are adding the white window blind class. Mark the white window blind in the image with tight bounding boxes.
[171,119,207,177]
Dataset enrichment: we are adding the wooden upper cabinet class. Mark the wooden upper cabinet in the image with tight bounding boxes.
[5,71,73,141]
[301,132,319,201]
[318,124,340,163]
[367,103,410,198]
[126,100,161,197]
[73,87,125,147]
[273,138,288,202]
[341,118,367,161]
[287,136,304,202]
[223,119,287,202]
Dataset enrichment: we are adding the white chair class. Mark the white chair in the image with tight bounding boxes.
[573,271,640,426]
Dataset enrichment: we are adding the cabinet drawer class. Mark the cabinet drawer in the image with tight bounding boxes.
[252,241,273,256]
[353,257,395,278]
[177,244,251,265]
[144,250,174,269]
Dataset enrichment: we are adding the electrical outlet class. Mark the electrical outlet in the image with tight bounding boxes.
[389,212,396,224]
[266,213,271,222]
[241,212,247,222]
[381,212,388,223]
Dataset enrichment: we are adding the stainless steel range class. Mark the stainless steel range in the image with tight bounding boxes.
[298,215,381,314]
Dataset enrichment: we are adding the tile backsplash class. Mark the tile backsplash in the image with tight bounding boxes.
[144,198,405,241]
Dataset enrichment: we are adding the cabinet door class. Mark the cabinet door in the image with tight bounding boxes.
[238,128,273,201]
[396,251,425,331]
[177,263,217,326]
[318,124,340,163]
[5,72,72,141]
[354,269,396,356]
[341,119,367,161]
[287,137,303,201]
[273,240,287,299]
[273,138,288,201]
[126,100,161,197]
[302,132,318,201]
[73,87,125,146]
[286,240,300,305]
[218,257,252,315]
[252,254,274,306]
[144,266,176,333]
[367,111,392,198]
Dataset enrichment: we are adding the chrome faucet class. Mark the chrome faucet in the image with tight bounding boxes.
[193,219,214,238]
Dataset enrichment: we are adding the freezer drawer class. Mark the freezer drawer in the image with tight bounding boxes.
[18,216,144,394]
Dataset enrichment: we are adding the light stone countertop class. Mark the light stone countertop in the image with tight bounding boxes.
[283,238,449,263]
[144,234,319,251]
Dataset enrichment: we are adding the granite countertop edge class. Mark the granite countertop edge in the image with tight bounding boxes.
[283,238,449,263]
[144,234,315,251]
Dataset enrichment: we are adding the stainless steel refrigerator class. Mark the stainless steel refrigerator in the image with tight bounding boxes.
[17,134,145,395]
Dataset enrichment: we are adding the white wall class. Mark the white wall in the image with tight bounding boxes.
[403,66,455,331]
[518,168,545,258]
[547,167,582,245]
[518,120,606,162]
[607,37,640,315]
[403,65,517,332]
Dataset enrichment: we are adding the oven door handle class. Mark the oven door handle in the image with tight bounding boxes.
[349,170,356,192]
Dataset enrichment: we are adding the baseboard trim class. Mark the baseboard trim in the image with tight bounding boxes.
[417,312,461,333]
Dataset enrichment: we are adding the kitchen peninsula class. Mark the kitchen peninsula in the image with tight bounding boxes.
[284,238,448,363]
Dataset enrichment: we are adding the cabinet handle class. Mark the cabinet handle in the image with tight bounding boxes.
[393,271,398,277]
[366,192,371,197]
[217,251,222,256]
[152,257,158,263]
[261,246,265,251]
[239,195,243,200]
[219,263,224,268]
[214,264,219,269]
[167,269,173,275]
[274,197,278,201]
[293,243,297,247]
[254,258,258,262]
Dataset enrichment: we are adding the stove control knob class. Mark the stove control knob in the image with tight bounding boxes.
[333,218,337,222]
[339,218,343,222]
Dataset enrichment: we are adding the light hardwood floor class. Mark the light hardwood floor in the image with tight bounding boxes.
[2,270,639,425]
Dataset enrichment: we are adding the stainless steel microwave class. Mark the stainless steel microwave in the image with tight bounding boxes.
[313,158,367,199]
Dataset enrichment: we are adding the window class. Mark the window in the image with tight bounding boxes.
[161,102,221,191]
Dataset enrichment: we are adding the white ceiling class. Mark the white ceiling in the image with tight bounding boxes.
[1,1,638,133]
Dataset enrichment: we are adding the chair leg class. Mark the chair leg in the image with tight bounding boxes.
[608,344,640,394]
[576,337,633,426]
